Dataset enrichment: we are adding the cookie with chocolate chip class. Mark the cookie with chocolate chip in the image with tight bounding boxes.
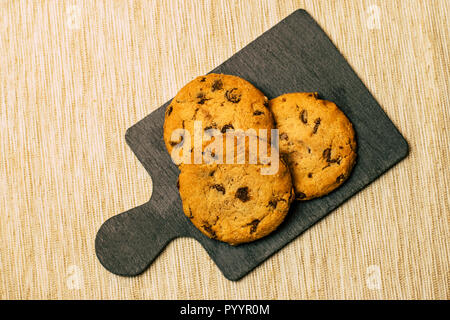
[269,92,357,200]
[163,73,274,163]
[178,161,294,245]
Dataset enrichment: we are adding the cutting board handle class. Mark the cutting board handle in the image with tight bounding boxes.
[95,201,178,276]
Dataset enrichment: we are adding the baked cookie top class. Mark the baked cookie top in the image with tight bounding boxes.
[178,162,294,245]
[163,73,274,164]
[269,92,357,200]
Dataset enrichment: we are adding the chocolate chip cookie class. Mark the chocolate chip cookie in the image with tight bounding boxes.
[163,74,274,164]
[178,161,294,245]
[269,92,357,200]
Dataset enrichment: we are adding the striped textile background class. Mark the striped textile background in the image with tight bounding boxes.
[0,0,448,299]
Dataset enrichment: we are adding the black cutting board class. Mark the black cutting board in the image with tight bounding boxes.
[95,10,408,281]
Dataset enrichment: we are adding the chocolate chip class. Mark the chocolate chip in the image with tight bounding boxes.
[209,170,215,177]
[235,187,250,202]
[202,223,217,238]
[221,123,234,133]
[225,88,241,103]
[280,133,289,140]
[280,153,289,164]
[188,207,194,219]
[211,184,225,194]
[192,108,200,120]
[323,148,341,164]
[300,110,308,124]
[197,92,210,105]
[182,120,185,128]
[323,148,331,160]
[308,173,313,178]
[166,105,173,116]
[253,110,264,115]
[328,157,341,164]
[211,79,223,91]
[313,118,321,134]
[170,140,181,146]
[268,200,278,209]
[296,192,307,199]
[282,98,286,102]
[336,174,345,183]
[247,219,260,234]
[204,122,217,131]
[199,77,206,82]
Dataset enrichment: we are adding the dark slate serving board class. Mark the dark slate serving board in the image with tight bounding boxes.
[95,10,408,281]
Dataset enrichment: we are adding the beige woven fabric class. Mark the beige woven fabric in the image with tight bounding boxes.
[0,0,448,300]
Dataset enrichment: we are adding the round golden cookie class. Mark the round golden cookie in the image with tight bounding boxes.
[269,92,357,200]
[163,73,274,162]
[178,162,294,245]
